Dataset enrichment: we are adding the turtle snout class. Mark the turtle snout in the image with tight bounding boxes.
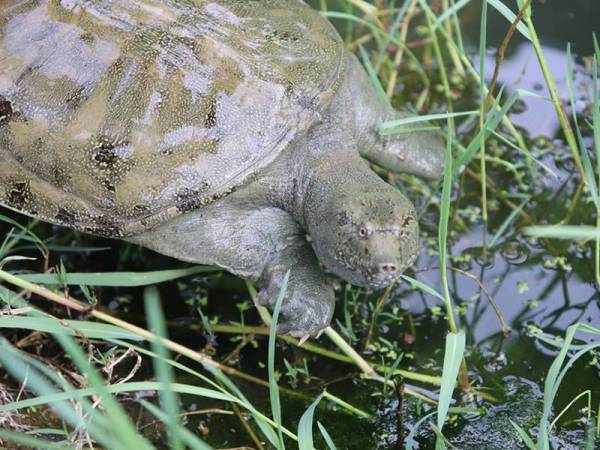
[367,226,419,288]
[368,254,403,288]
[379,261,399,276]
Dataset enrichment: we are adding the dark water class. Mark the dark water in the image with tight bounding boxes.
[1,1,600,449]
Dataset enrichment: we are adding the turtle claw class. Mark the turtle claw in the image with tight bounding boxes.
[255,271,335,337]
[277,294,334,337]
[297,335,310,346]
[255,288,270,307]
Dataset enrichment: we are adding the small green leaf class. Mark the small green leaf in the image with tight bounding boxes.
[298,394,324,450]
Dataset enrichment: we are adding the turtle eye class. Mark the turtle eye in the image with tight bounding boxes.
[358,226,368,238]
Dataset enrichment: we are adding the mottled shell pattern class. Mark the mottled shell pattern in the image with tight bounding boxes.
[0,0,343,237]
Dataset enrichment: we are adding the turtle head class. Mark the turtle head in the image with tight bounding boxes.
[310,185,419,289]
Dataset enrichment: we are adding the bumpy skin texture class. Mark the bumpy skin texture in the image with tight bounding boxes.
[0,0,445,337]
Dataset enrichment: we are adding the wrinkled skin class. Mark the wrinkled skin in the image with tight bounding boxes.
[0,1,444,337]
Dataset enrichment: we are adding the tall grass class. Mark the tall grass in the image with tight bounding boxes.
[0,274,325,449]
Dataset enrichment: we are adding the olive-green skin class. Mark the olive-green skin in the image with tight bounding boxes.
[0,0,444,337]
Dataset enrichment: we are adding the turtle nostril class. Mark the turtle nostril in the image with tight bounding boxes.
[380,263,398,274]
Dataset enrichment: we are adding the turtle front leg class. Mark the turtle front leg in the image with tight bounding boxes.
[341,52,446,180]
[361,111,446,180]
[255,236,335,337]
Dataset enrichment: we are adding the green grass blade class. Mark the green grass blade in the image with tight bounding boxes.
[0,429,72,450]
[107,338,285,447]
[378,125,441,136]
[449,0,467,55]
[547,342,600,419]
[0,382,238,412]
[594,39,600,163]
[378,110,478,133]
[584,413,597,450]
[439,125,453,259]
[0,340,115,447]
[374,0,410,69]
[432,423,452,450]
[320,12,384,43]
[0,213,46,253]
[139,400,213,450]
[433,0,470,30]
[107,339,230,395]
[400,274,446,302]
[298,394,324,450]
[405,412,436,450]
[479,0,489,231]
[144,287,184,450]
[479,0,487,106]
[439,119,459,333]
[359,45,390,108]
[317,421,337,450]
[105,339,292,444]
[20,265,215,286]
[566,43,599,208]
[203,365,280,447]
[523,226,600,240]
[490,197,530,246]
[516,0,532,19]
[51,333,152,449]
[0,316,143,341]
[268,271,290,450]
[593,34,600,287]
[509,419,536,450]
[436,332,466,437]
[491,130,557,176]
[536,324,600,448]
[454,88,521,175]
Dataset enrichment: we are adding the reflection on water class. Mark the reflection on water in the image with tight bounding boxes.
[406,232,599,346]
[460,0,600,138]
[446,0,600,345]
[477,43,594,138]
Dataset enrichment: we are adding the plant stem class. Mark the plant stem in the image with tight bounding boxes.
[363,284,393,351]
[419,2,530,164]
[322,391,372,419]
[322,327,437,403]
[385,0,418,98]
[231,403,266,450]
[479,0,489,239]
[522,9,585,179]
[212,324,442,385]
[441,0,464,77]
[420,0,453,115]
[597,213,600,286]
[0,270,306,399]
